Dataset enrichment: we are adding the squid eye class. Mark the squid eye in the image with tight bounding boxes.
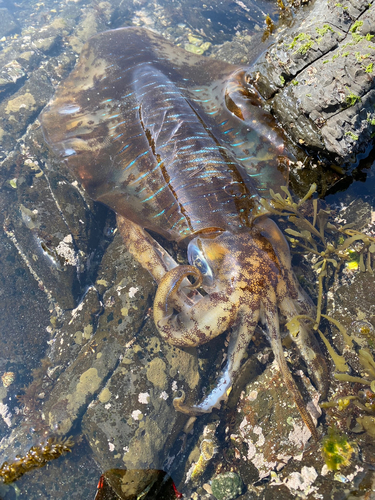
[187,242,214,285]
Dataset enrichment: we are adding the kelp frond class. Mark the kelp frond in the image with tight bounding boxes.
[0,436,73,484]
[272,185,375,431]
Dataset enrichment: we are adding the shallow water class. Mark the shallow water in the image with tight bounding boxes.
[0,0,374,499]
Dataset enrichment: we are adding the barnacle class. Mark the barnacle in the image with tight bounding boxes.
[0,436,73,484]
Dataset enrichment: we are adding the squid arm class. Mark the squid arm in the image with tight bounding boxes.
[173,306,260,415]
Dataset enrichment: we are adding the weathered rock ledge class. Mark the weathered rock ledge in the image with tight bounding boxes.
[247,0,375,165]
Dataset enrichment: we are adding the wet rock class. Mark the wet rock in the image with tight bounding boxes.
[47,286,102,372]
[68,3,113,54]
[228,359,320,481]
[0,60,26,94]
[333,272,375,326]
[0,8,18,38]
[2,153,100,309]
[0,69,53,152]
[0,438,99,499]
[80,238,200,471]
[0,231,155,465]
[94,469,181,500]
[0,228,51,427]
[263,442,372,500]
[248,0,375,163]
[81,321,198,471]
[41,232,155,435]
[211,471,243,500]
[20,229,200,474]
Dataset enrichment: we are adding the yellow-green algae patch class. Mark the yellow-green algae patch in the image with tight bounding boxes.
[74,368,102,396]
[5,92,36,114]
[96,279,108,286]
[147,336,161,352]
[146,358,168,390]
[166,347,199,389]
[74,331,83,345]
[123,418,164,468]
[49,367,102,434]
[98,387,111,403]
[83,324,93,338]
[74,325,92,345]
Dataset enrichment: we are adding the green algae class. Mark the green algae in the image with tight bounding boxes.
[322,428,355,471]
[286,32,314,55]
[316,24,337,43]
[345,88,361,107]
[350,20,364,43]
[345,131,359,140]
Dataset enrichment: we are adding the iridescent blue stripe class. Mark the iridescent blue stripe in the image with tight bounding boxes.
[123,150,149,170]
[152,208,166,218]
[141,183,168,202]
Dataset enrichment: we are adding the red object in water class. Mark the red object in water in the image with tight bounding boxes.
[97,475,105,490]
[172,481,183,498]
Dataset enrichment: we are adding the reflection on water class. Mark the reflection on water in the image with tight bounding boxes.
[0,0,374,499]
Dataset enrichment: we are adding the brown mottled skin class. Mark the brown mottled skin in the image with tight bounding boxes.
[41,27,328,440]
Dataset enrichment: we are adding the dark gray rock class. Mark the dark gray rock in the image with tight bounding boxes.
[247,1,375,163]
[0,8,18,38]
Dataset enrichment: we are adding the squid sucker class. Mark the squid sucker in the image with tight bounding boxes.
[41,27,328,440]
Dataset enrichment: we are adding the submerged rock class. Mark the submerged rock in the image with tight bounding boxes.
[228,358,320,481]
[211,471,243,500]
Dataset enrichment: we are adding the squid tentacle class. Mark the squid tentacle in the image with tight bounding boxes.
[255,217,307,304]
[153,265,202,317]
[174,306,260,414]
[262,291,319,440]
[117,216,203,312]
[280,296,329,398]
[153,265,239,348]
[257,216,328,397]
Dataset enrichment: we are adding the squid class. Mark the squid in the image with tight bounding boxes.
[41,27,328,439]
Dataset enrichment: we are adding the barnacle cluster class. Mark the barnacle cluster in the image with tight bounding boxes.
[0,436,73,483]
